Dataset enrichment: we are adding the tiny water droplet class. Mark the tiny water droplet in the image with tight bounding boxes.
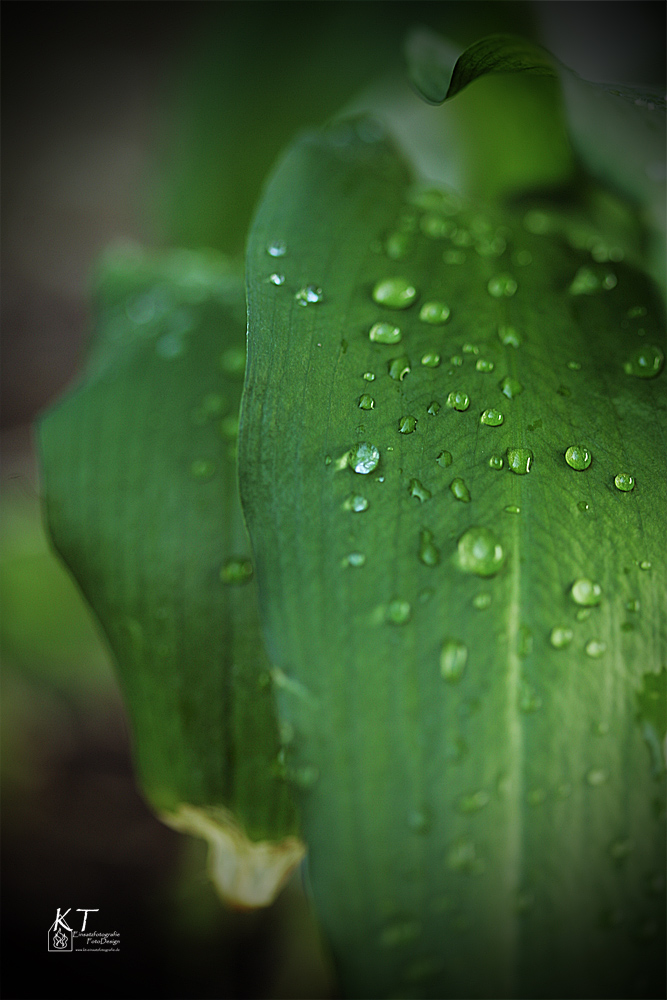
[458,790,489,813]
[324,455,332,466]
[399,415,418,434]
[576,608,592,622]
[358,394,375,410]
[639,560,651,570]
[369,321,402,344]
[408,478,431,502]
[504,505,520,514]
[473,592,492,610]
[571,578,602,606]
[362,371,376,381]
[602,272,617,290]
[488,274,517,298]
[267,240,287,257]
[220,557,253,584]
[344,551,366,567]
[458,526,505,577]
[480,408,504,426]
[567,360,582,371]
[626,599,640,612]
[489,455,504,470]
[349,442,380,474]
[436,450,452,467]
[388,355,411,381]
[421,352,441,368]
[550,626,573,649]
[462,343,479,356]
[586,639,607,658]
[498,325,521,347]
[343,493,369,512]
[372,277,418,309]
[386,600,411,625]
[427,401,441,416]
[586,768,608,786]
[507,448,533,474]
[450,354,463,367]
[519,683,542,712]
[565,445,592,470]
[266,272,285,285]
[450,478,471,503]
[295,284,323,305]
[419,300,450,324]
[440,639,467,681]
[191,459,216,480]
[418,529,440,566]
[476,358,495,372]
[446,391,470,411]
[614,473,635,492]
[569,266,600,295]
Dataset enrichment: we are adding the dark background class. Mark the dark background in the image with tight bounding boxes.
[2,3,665,997]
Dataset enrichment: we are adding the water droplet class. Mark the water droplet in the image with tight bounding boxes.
[504,505,521,514]
[480,408,504,426]
[444,249,466,264]
[369,321,402,344]
[220,557,253,584]
[385,231,412,260]
[362,371,375,381]
[266,272,285,285]
[358,394,375,410]
[191,459,216,480]
[507,448,533,474]
[446,391,470,411]
[295,284,323,305]
[419,300,450,324]
[569,266,600,295]
[421,352,441,368]
[639,560,651,570]
[267,240,287,257]
[462,343,479,356]
[457,527,505,577]
[519,683,542,712]
[324,455,332,466]
[440,638,468,681]
[487,274,517,298]
[475,234,507,258]
[450,354,463,367]
[436,450,452,468]
[476,359,495,373]
[386,600,411,625]
[458,790,490,813]
[489,455,504,470]
[473,592,492,610]
[420,213,455,239]
[446,838,483,873]
[427,401,441,416]
[349,442,380,474]
[343,493,369,512]
[408,479,431,502]
[497,377,522,403]
[526,788,547,805]
[571,578,602,606]
[576,608,592,622]
[614,473,635,492]
[372,277,418,309]
[418,529,440,566]
[388,355,411,381]
[586,639,607,658]
[378,918,421,949]
[344,551,366,568]
[450,478,471,503]
[565,445,592,470]
[399,415,418,434]
[602,273,617,290]
[586,768,608,786]
[550,626,573,649]
[498,325,521,347]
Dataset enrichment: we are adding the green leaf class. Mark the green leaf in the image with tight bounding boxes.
[37,248,303,908]
[241,121,666,996]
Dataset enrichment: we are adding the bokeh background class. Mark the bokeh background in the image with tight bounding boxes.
[2,3,665,997]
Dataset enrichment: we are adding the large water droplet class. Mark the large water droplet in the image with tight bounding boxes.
[343,493,369,512]
[349,442,380,474]
[358,394,375,410]
[388,355,411,381]
[398,415,418,434]
[408,479,431,502]
[550,626,573,649]
[427,401,441,416]
[489,455,504,470]
[565,445,592,470]
[421,352,441,368]
[457,527,505,577]
[369,321,402,344]
[585,639,607,658]
[499,376,523,399]
[504,505,521,515]
[436,450,452,468]
[267,240,287,257]
[480,408,504,426]
[498,325,521,347]
[450,478,471,503]
[385,231,412,260]
[220,557,253,584]
[614,473,635,492]
[507,448,533,474]
[372,277,418,309]
[571,578,602,606]
[488,274,517,298]
[295,284,323,305]
[446,391,470,411]
[362,371,375,382]
[386,600,411,625]
[419,529,440,566]
[419,301,450,324]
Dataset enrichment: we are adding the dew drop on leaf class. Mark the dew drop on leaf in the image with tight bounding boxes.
[489,455,504,470]
[476,359,495,372]
[507,447,533,474]
[427,401,441,416]
[343,493,369,512]
[266,272,285,285]
[349,442,380,474]
[565,445,592,470]
[362,371,376,382]
[586,639,607,658]
[421,352,441,368]
[569,266,600,295]
[550,626,573,649]
[386,600,411,625]
[499,376,523,398]
[419,300,450,324]
[267,240,287,257]
[408,478,431,502]
[614,473,635,491]
[436,450,452,468]
[473,592,492,610]
[369,321,402,344]
[487,274,517,298]
[457,527,505,577]
[450,478,471,503]
[480,408,504,426]
[586,768,608,786]
[418,529,440,566]
[372,277,418,309]
[358,394,375,410]
[295,284,323,305]
[220,557,253,585]
[398,415,418,434]
[571,578,602,606]
[498,325,521,347]
[344,552,366,568]
[388,355,411,381]
[446,391,470,411]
